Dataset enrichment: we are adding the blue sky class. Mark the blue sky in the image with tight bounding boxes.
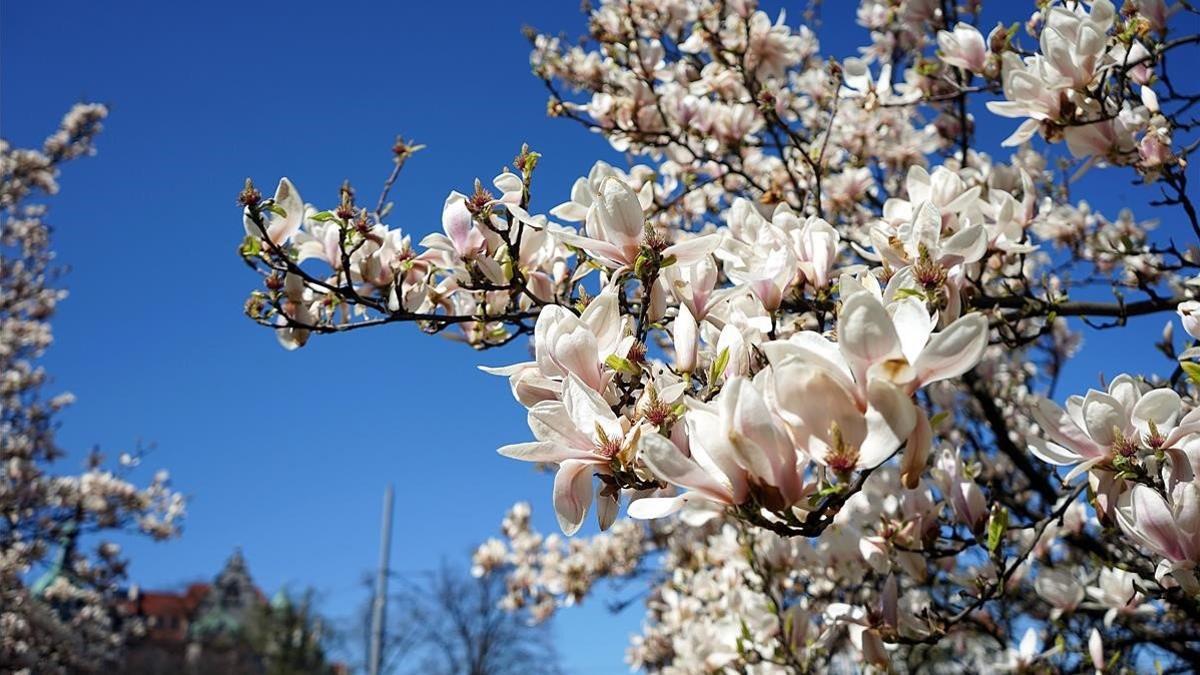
[2,1,1195,672]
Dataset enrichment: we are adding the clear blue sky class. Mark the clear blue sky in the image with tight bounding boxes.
[1,1,1194,672]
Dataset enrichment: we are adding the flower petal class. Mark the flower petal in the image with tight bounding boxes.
[638,432,732,503]
[837,291,903,382]
[912,313,988,386]
[553,459,596,535]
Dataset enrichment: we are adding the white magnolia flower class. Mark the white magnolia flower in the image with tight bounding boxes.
[243,177,303,245]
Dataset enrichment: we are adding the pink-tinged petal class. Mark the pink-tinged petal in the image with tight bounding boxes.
[475,255,507,285]
[553,328,604,392]
[581,284,622,359]
[1028,438,1082,466]
[940,224,988,264]
[1082,390,1126,447]
[906,201,942,253]
[804,221,838,289]
[551,229,630,268]
[442,194,480,257]
[527,401,594,450]
[860,380,917,469]
[719,378,777,481]
[837,291,903,383]
[638,433,732,503]
[1132,388,1182,437]
[760,333,856,392]
[1124,485,1187,562]
[1089,629,1104,671]
[1063,454,1108,483]
[1174,482,1200,560]
[1064,121,1114,159]
[477,362,534,377]
[1164,406,1200,448]
[943,185,983,214]
[959,480,988,532]
[589,177,644,248]
[773,362,863,455]
[596,491,619,531]
[685,408,748,503]
[889,298,934,367]
[549,201,589,222]
[859,536,890,573]
[533,306,571,378]
[912,313,988,387]
[1032,397,1107,459]
[672,304,699,373]
[561,374,621,442]
[480,363,559,406]
[663,234,720,265]
[550,178,592,222]
[628,495,691,519]
[553,459,595,535]
[1001,118,1042,146]
[492,172,524,204]
[905,165,932,205]
[880,575,898,629]
[1107,374,1141,415]
[901,407,931,489]
[497,441,599,463]
[267,177,304,244]
[1164,447,1199,487]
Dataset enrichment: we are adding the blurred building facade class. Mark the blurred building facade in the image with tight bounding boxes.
[119,549,338,674]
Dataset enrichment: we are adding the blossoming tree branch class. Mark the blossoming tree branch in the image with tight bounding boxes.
[2,105,183,671]
[237,0,1200,671]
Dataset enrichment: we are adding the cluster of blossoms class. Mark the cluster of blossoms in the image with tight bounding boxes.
[470,502,647,623]
[237,0,1200,671]
[1,105,183,673]
[474,480,1123,673]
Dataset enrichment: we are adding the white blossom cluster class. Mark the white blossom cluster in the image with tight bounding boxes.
[237,0,1200,670]
[1,105,183,673]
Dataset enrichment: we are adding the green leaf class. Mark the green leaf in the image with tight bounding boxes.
[816,484,842,498]
[267,203,288,218]
[710,348,730,381]
[309,210,336,222]
[1181,361,1200,386]
[605,354,640,376]
[986,507,1009,553]
[239,235,262,257]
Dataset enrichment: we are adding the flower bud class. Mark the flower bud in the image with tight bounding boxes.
[673,304,699,373]
[1178,300,1200,341]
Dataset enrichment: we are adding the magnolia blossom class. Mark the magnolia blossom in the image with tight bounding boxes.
[1035,567,1085,619]
[631,375,806,519]
[243,177,303,245]
[1115,484,1200,588]
[1179,300,1200,341]
[937,23,988,74]
[1029,375,1188,476]
[498,374,647,534]
[229,0,1200,671]
[553,177,718,273]
[1086,567,1149,627]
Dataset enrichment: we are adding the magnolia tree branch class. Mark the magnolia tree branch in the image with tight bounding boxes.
[233,1,1200,671]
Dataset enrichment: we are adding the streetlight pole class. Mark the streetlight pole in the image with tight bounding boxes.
[368,484,394,675]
